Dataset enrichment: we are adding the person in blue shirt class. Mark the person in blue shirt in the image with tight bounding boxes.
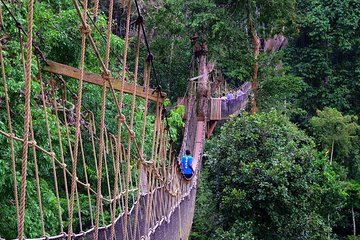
[181,149,194,179]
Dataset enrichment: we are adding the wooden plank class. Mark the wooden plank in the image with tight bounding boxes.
[193,121,205,171]
[43,60,166,102]
[209,98,222,120]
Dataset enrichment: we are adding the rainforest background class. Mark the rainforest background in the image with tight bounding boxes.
[0,0,360,239]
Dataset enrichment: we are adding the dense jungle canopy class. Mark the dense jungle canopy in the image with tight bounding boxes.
[0,0,359,239]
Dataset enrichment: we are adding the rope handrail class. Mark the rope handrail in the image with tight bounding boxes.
[0,0,250,239]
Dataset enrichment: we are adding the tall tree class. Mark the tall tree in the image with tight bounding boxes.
[310,107,359,165]
[192,111,345,239]
[286,0,360,115]
[221,0,297,113]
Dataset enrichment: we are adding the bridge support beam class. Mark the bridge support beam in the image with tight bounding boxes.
[206,120,217,138]
[140,164,148,195]
[193,37,209,121]
[43,60,166,102]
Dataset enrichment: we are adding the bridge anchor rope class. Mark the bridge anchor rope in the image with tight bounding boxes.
[0,0,251,239]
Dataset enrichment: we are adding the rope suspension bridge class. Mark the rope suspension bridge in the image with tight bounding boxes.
[0,0,250,239]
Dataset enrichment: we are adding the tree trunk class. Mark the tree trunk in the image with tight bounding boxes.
[248,16,260,114]
[330,139,334,164]
[194,41,209,121]
[352,206,356,239]
[328,214,331,240]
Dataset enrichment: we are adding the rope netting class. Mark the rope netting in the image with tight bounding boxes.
[210,82,252,120]
[0,0,200,239]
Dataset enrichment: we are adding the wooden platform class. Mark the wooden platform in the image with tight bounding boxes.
[193,121,205,171]
[43,60,166,102]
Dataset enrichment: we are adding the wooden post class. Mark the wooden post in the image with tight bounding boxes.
[140,164,148,195]
[251,34,260,114]
[194,38,209,121]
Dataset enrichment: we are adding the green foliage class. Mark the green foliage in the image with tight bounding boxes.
[258,53,305,112]
[343,181,360,208]
[285,0,360,115]
[192,111,345,239]
[0,0,185,238]
[0,0,359,239]
[310,107,359,158]
[168,105,185,140]
[190,168,218,240]
[224,0,297,36]
[145,0,254,98]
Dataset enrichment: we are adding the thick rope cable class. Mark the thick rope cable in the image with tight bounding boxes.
[110,134,121,240]
[0,42,19,225]
[59,79,77,216]
[153,97,162,174]
[0,0,197,237]
[150,97,160,163]
[128,42,140,204]
[155,118,163,220]
[93,0,99,23]
[125,14,142,240]
[89,111,100,175]
[120,0,132,87]
[145,151,159,231]
[104,0,113,69]
[132,162,142,239]
[158,119,166,178]
[124,146,132,240]
[120,139,127,240]
[29,119,46,236]
[94,82,107,240]
[118,1,132,239]
[75,183,83,233]
[94,0,114,237]
[133,0,160,88]
[77,0,127,72]
[37,57,64,232]
[158,125,166,218]
[18,0,34,237]
[104,130,114,221]
[79,132,95,227]
[18,6,32,237]
[145,164,156,234]
[51,77,71,218]
[162,131,169,182]
[119,141,126,212]
[72,0,108,73]
[0,78,119,202]
[141,88,177,234]
[32,3,162,232]
[100,203,107,239]
[140,61,151,155]
[0,125,116,197]
[67,0,88,238]
[0,0,48,64]
[18,28,45,236]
